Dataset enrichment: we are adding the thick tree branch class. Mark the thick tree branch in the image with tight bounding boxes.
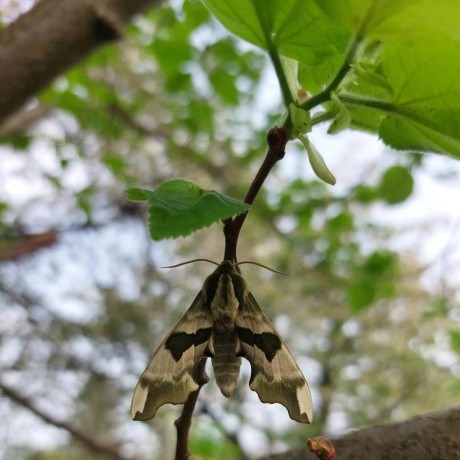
[0,380,137,460]
[0,0,162,126]
[258,406,460,460]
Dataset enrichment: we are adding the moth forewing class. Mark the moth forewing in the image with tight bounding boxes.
[130,292,213,421]
[236,292,313,423]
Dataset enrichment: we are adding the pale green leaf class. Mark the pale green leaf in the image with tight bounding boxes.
[128,180,250,240]
[327,92,351,134]
[289,103,311,137]
[203,0,460,157]
[298,135,336,185]
[201,0,350,75]
[315,0,460,157]
[280,56,299,102]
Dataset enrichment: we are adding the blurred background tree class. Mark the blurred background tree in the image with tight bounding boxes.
[0,1,459,459]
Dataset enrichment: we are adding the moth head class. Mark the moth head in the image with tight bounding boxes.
[203,260,248,310]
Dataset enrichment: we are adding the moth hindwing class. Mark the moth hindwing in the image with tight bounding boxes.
[131,260,313,423]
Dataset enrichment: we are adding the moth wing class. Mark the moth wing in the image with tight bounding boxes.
[131,292,213,421]
[236,292,313,423]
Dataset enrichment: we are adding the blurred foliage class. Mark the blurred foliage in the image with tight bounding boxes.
[0,1,459,460]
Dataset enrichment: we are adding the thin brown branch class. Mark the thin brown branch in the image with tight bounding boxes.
[223,127,288,262]
[0,380,137,460]
[108,103,167,138]
[0,105,52,136]
[0,230,58,262]
[174,359,209,460]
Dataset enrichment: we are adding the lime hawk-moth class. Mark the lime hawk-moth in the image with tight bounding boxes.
[131,260,313,423]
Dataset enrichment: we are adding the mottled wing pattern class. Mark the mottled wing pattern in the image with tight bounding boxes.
[131,292,213,420]
[236,292,313,423]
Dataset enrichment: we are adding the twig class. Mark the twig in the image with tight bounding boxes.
[0,230,58,262]
[0,380,136,460]
[0,105,52,136]
[223,126,288,262]
[174,359,209,460]
[108,103,168,138]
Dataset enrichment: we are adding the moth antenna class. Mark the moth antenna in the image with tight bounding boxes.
[161,258,219,269]
[236,260,288,276]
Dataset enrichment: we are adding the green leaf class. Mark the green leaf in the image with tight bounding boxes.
[289,103,311,136]
[45,174,63,190]
[126,188,153,202]
[281,56,300,102]
[0,134,33,150]
[377,166,413,204]
[327,92,351,134]
[354,184,376,203]
[201,1,459,153]
[364,250,397,276]
[352,62,394,97]
[209,67,239,105]
[334,1,460,156]
[450,331,460,355]
[0,201,9,215]
[202,0,460,157]
[379,115,460,158]
[128,179,250,240]
[327,211,354,233]
[347,279,376,311]
[190,434,241,459]
[201,0,350,70]
[103,153,128,179]
[298,135,336,185]
[76,186,96,220]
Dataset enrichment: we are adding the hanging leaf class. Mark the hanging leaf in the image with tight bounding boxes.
[127,179,250,240]
[298,135,336,185]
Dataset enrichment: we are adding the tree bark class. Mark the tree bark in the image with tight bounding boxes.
[258,406,460,460]
[0,0,162,126]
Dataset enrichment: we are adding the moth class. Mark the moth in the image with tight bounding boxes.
[131,260,313,423]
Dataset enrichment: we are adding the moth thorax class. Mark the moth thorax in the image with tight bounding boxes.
[210,274,239,329]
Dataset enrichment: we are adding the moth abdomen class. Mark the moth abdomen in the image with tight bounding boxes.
[211,331,242,397]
